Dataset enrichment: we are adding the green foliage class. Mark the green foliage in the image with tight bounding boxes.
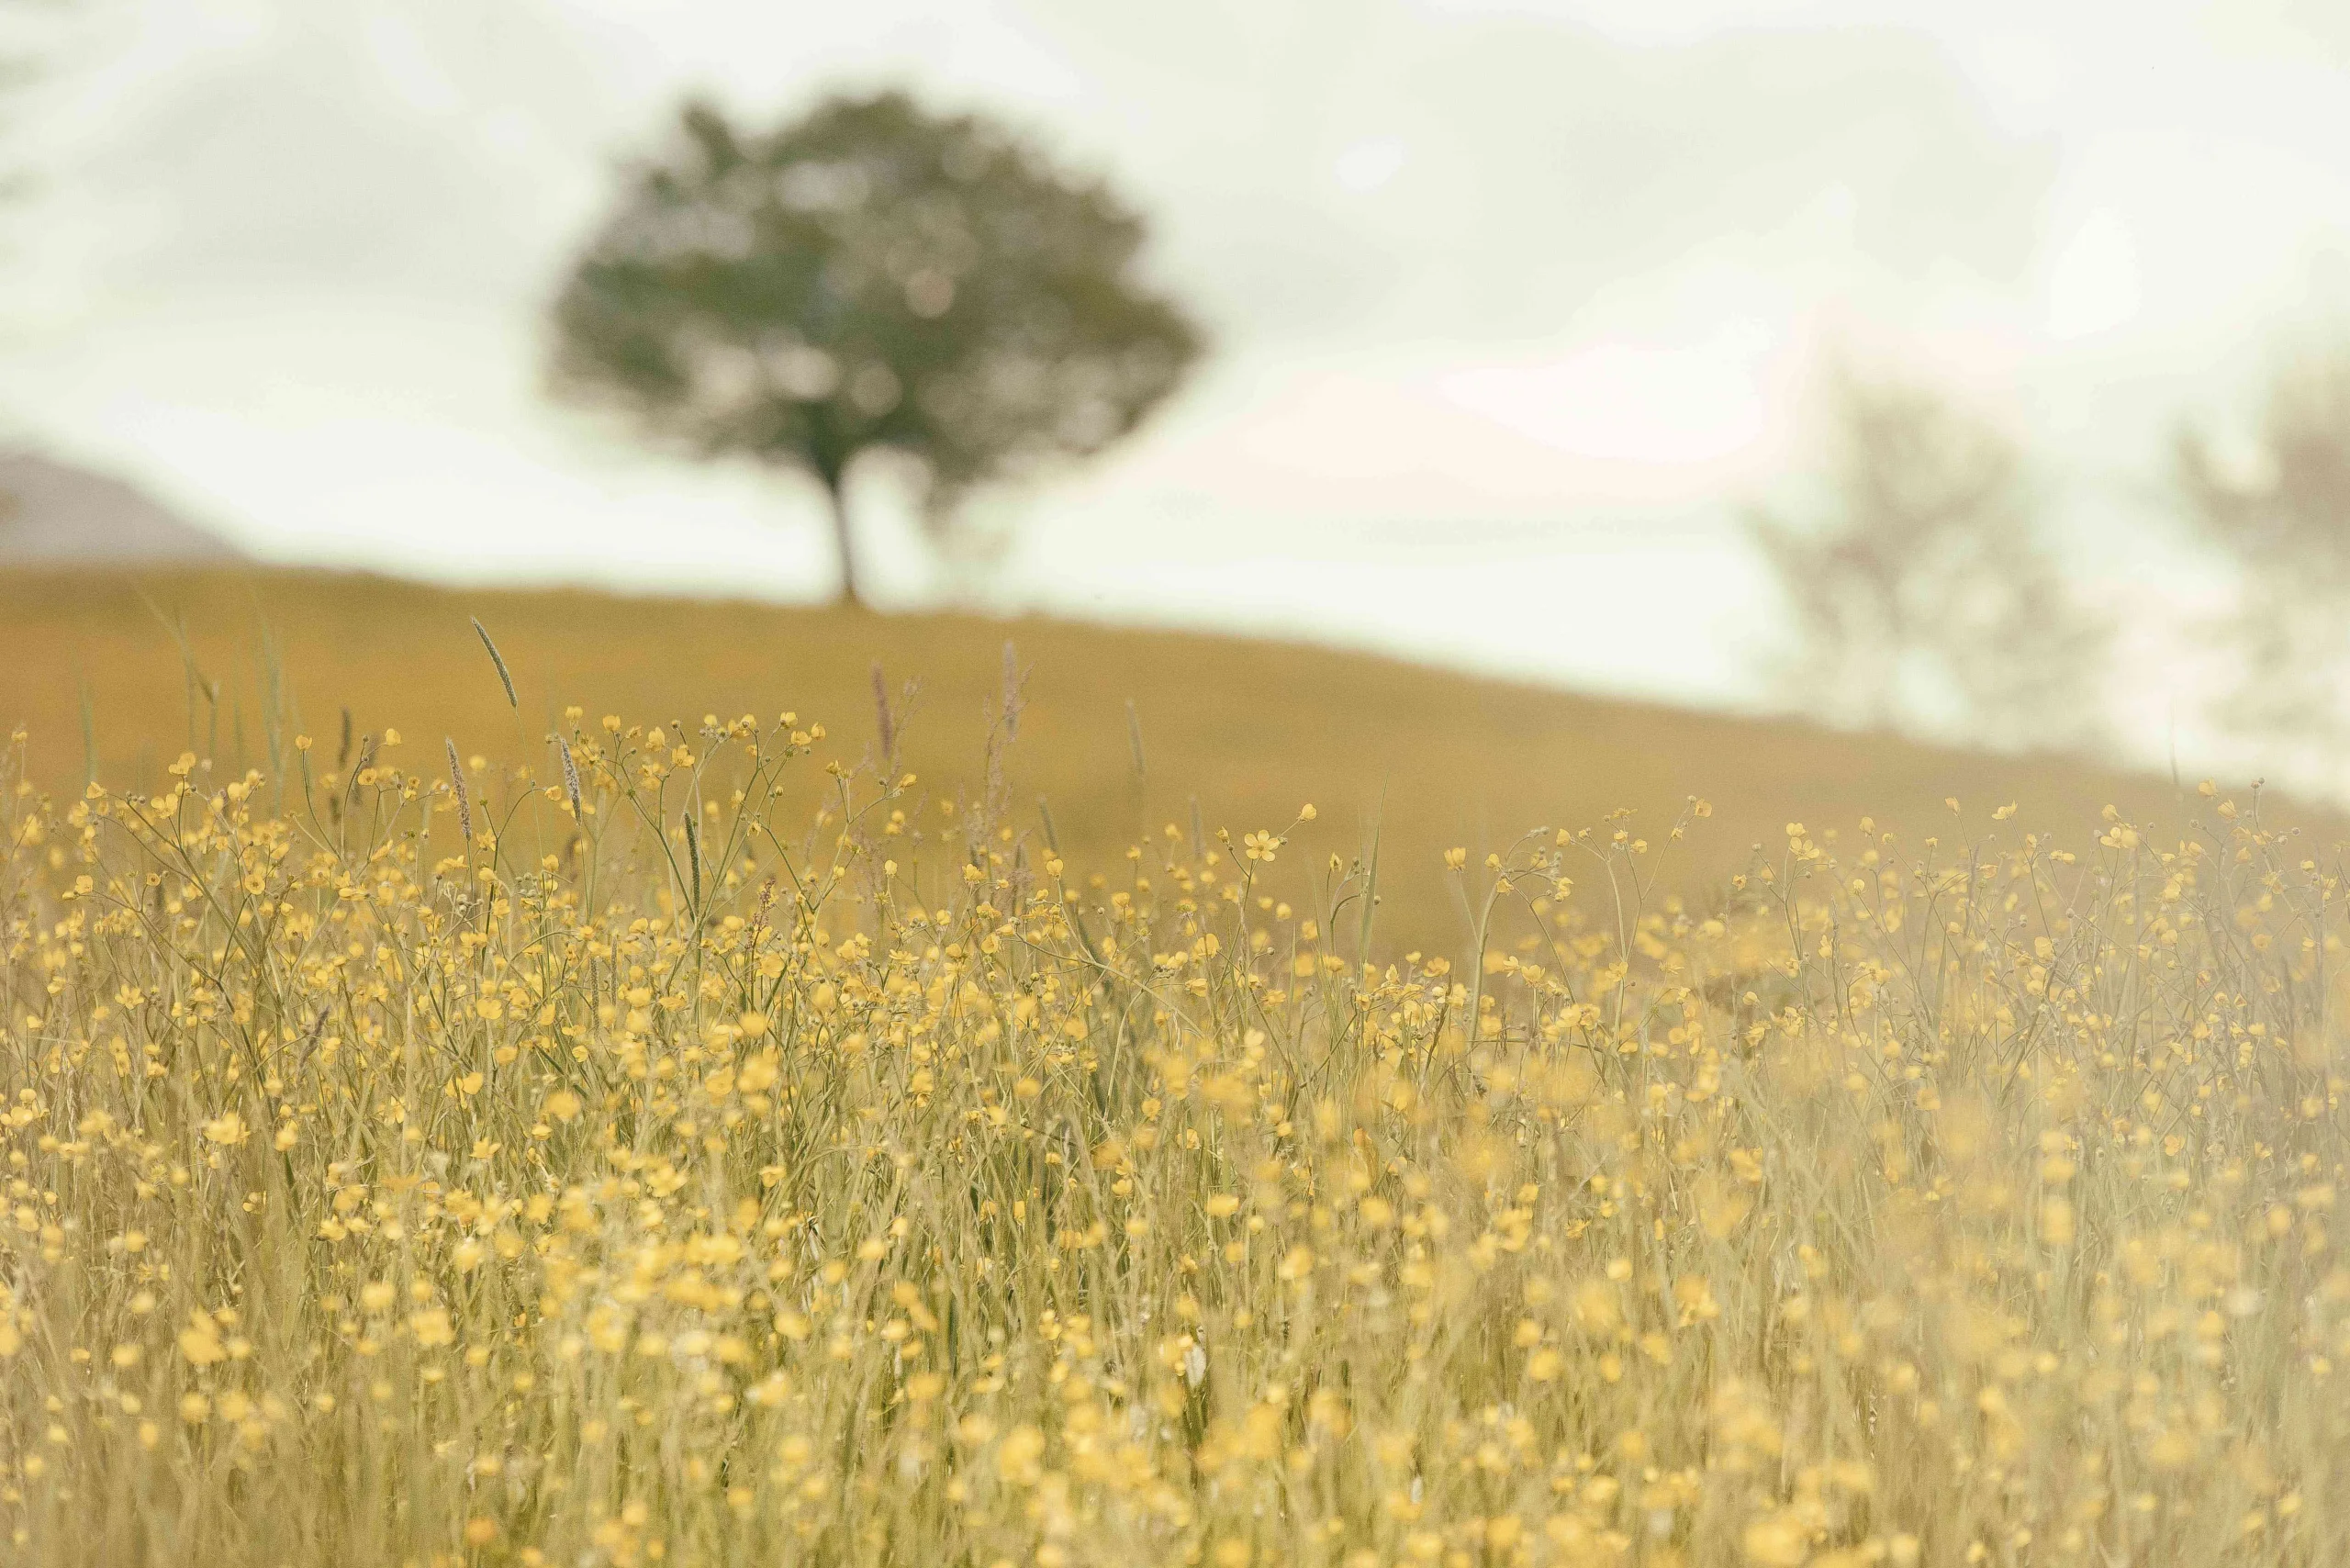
[548,91,1204,604]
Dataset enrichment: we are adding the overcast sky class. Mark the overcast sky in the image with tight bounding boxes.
[6,0,2350,763]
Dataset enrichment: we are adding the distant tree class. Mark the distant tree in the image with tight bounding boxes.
[548,90,1204,607]
[1750,374,2108,750]
[2176,346,2350,754]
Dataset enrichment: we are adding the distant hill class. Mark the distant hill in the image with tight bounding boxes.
[0,453,241,565]
[0,566,2325,957]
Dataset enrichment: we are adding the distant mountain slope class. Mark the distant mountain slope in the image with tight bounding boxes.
[0,453,241,564]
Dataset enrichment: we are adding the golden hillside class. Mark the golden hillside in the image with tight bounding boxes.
[0,567,2285,951]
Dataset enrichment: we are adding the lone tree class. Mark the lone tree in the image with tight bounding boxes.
[548,91,1204,607]
[1750,373,2108,750]
[2176,346,2350,757]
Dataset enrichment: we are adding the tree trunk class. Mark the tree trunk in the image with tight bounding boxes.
[822,474,865,609]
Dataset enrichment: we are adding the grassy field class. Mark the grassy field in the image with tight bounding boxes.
[1,645,2346,1566]
[0,566,2288,958]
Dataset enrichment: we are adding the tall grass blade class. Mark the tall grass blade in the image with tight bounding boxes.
[472,616,519,709]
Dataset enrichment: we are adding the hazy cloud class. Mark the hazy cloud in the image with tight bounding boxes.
[58,0,2052,350]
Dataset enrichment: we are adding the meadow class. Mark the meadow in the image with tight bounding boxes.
[0,566,2244,955]
[1,575,2347,1566]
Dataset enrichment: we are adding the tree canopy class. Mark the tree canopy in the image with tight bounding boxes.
[1751,374,2108,751]
[549,90,1205,605]
[2177,346,2350,753]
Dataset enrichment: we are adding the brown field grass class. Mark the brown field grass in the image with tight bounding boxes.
[0,566,2300,952]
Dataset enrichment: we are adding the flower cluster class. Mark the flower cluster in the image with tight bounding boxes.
[0,714,2344,1567]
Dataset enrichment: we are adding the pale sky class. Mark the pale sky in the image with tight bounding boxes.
[6,0,2350,774]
